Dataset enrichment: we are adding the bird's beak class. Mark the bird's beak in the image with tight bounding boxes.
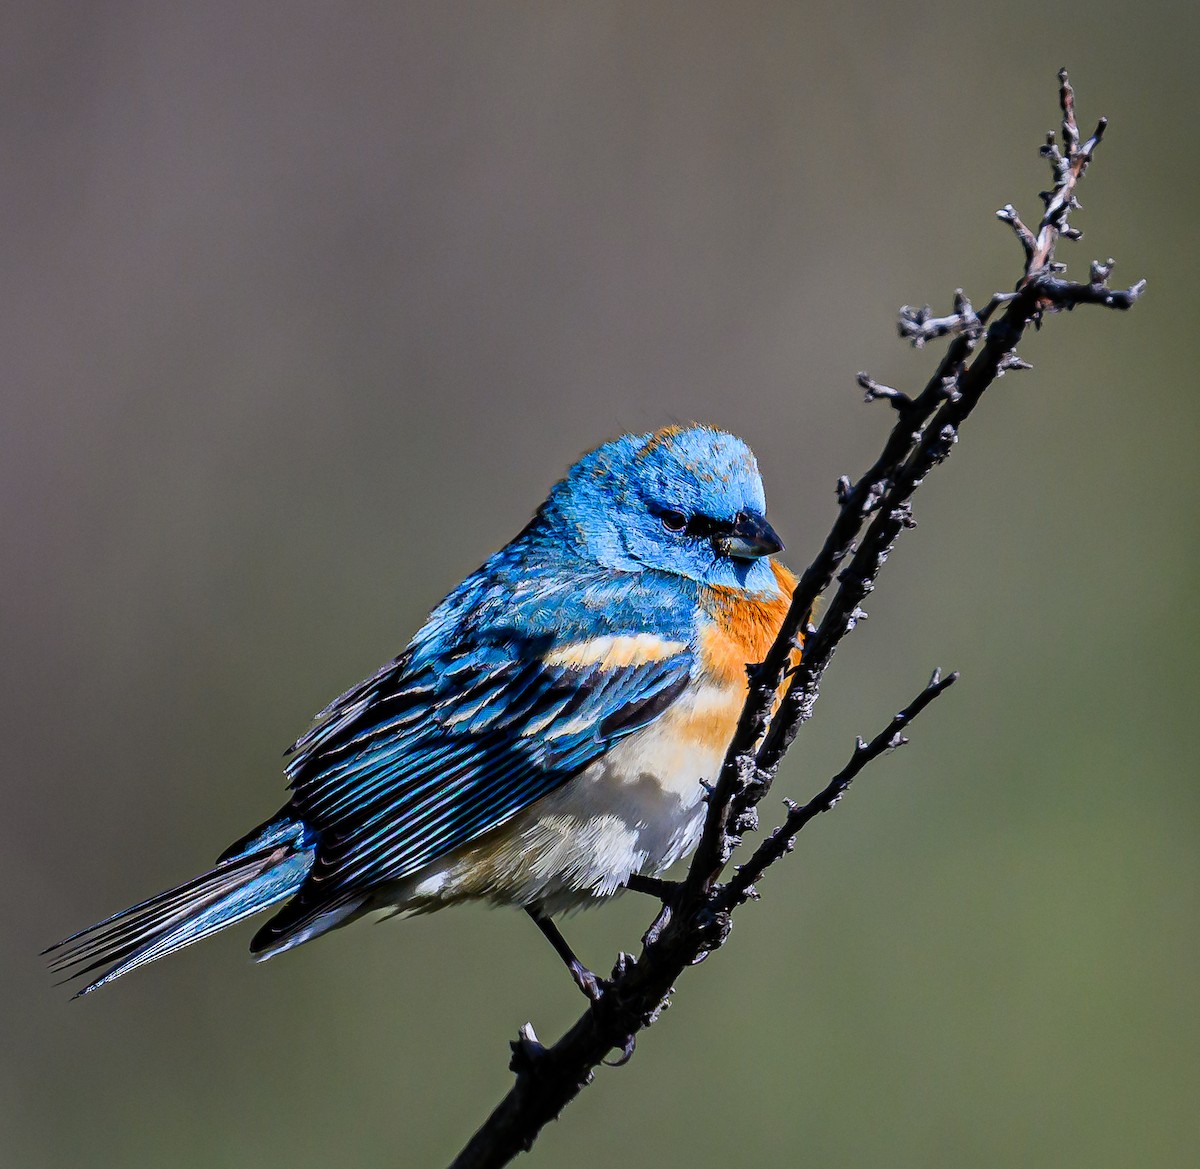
[722,513,784,561]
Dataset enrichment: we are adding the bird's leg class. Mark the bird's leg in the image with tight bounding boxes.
[525,903,605,1001]
[624,873,680,900]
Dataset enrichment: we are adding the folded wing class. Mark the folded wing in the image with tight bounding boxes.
[254,585,694,950]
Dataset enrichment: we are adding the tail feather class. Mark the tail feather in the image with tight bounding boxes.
[48,863,250,968]
[46,821,316,997]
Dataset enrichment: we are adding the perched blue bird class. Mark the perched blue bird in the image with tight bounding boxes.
[48,425,793,998]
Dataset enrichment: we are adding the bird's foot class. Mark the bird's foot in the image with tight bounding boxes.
[568,958,607,1001]
[627,874,685,946]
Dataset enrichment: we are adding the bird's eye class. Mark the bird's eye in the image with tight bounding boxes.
[659,508,687,533]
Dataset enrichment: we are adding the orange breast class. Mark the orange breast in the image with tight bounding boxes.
[698,561,799,690]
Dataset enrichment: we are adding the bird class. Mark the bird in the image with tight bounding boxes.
[47,424,795,999]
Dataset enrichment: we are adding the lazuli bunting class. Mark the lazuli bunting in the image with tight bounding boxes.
[49,425,793,998]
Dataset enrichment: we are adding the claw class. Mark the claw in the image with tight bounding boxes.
[643,903,673,947]
[568,959,607,1001]
[611,951,635,980]
[604,1032,637,1067]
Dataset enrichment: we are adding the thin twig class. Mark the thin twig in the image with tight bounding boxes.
[720,670,958,909]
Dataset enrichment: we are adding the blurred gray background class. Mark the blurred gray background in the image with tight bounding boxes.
[3,4,1196,1167]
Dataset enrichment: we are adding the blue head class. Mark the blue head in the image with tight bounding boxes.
[540,425,785,594]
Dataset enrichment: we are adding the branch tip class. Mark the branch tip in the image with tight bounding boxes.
[858,372,913,411]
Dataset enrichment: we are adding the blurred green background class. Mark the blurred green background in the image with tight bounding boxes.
[4,4,1196,1167]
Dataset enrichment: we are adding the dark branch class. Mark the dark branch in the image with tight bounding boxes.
[447,69,1144,1169]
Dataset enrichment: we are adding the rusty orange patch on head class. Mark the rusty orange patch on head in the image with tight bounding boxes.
[636,424,690,460]
[698,561,799,688]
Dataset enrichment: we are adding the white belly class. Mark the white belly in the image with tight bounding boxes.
[388,679,739,915]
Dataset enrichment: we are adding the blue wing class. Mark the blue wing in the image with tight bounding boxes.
[253,561,695,947]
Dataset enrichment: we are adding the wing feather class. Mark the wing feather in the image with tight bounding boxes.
[284,640,692,896]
